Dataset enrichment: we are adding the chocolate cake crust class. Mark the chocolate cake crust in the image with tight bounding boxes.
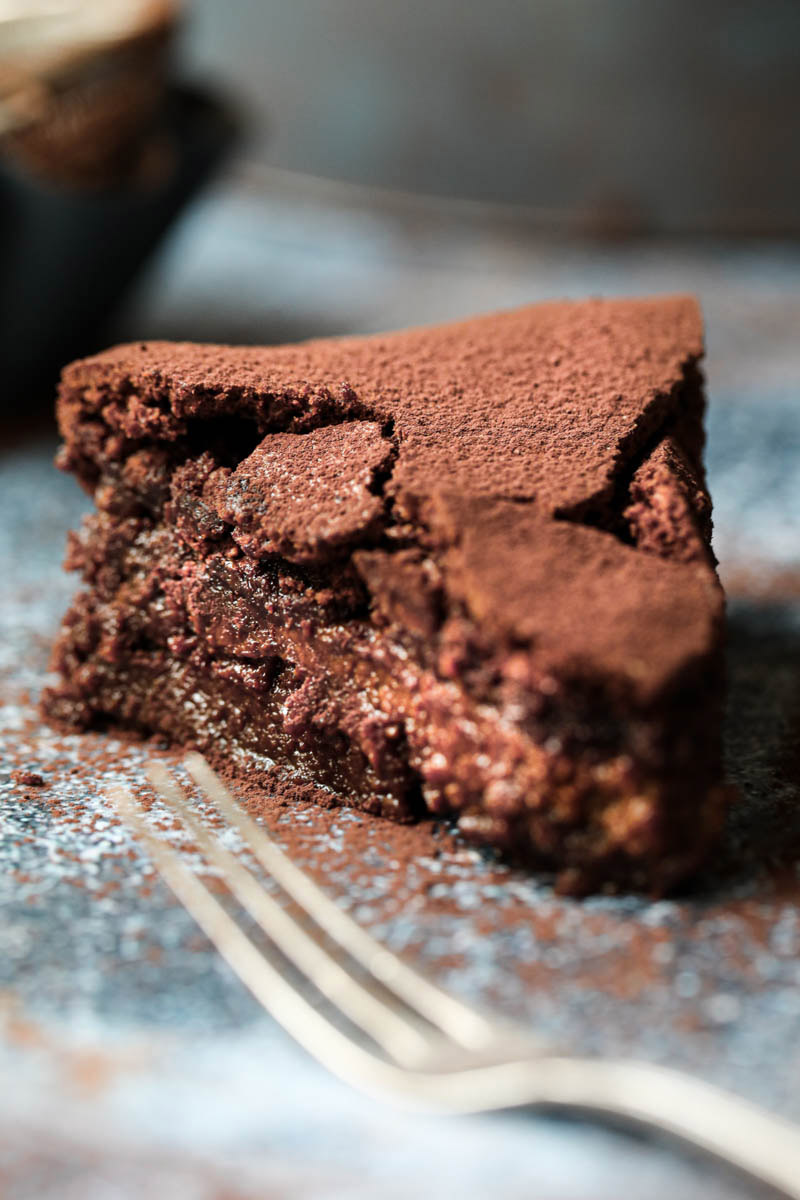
[45,296,726,893]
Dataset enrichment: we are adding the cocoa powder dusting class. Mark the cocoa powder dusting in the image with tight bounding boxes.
[3,415,800,1131]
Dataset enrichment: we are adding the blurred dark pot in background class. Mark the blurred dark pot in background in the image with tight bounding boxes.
[0,83,235,411]
[0,2,235,414]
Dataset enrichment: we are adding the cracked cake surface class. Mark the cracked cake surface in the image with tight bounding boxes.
[43,295,727,893]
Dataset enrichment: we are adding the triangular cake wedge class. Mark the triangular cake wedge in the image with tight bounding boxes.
[44,295,727,893]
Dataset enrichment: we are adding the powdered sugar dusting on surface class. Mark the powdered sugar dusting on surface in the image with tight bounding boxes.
[2,269,799,1197]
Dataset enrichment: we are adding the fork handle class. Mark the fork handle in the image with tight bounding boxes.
[416,1056,800,1197]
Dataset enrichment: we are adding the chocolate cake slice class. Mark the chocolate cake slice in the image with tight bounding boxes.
[44,295,727,893]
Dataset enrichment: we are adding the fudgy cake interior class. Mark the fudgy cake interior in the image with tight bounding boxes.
[44,296,727,893]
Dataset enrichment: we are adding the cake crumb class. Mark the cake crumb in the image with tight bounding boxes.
[11,769,45,787]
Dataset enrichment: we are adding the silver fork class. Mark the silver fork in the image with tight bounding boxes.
[110,754,800,1198]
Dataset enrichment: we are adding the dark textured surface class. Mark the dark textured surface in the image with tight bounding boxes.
[1,445,796,1200]
[1,391,798,1200]
[1,181,799,1197]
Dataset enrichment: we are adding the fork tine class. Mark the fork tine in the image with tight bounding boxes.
[184,753,497,1050]
[146,763,435,1067]
[108,785,408,1092]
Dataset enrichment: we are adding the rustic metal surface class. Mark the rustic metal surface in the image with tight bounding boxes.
[1,176,799,1199]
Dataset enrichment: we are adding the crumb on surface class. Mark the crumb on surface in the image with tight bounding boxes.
[10,769,45,787]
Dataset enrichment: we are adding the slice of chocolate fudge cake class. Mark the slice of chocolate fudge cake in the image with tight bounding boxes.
[44,296,727,893]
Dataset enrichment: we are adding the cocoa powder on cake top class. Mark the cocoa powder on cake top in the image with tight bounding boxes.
[58,296,702,519]
[56,295,712,702]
